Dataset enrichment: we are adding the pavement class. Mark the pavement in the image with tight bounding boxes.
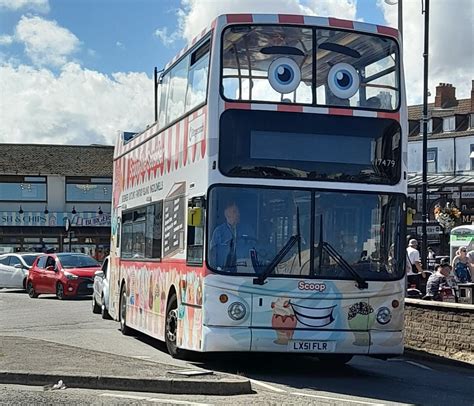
[0,336,252,396]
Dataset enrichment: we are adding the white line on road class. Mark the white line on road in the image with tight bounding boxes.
[404,360,433,371]
[291,392,386,405]
[249,378,287,393]
[99,393,211,405]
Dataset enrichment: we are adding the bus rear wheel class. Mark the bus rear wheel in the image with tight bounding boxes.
[165,293,183,358]
[119,284,132,335]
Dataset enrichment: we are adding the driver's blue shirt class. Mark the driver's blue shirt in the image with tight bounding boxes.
[209,222,254,270]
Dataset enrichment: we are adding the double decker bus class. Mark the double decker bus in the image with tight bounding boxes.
[109,13,407,362]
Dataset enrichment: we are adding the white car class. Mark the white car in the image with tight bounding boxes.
[92,256,111,319]
[0,253,40,290]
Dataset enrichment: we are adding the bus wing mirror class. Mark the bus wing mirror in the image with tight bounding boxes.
[188,207,203,227]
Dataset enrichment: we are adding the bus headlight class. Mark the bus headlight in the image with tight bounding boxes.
[376,307,392,325]
[228,302,247,321]
[268,57,301,94]
[327,62,360,99]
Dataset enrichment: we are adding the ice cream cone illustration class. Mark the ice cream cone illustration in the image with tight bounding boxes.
[347,302,374,346]
[271,297,297,345]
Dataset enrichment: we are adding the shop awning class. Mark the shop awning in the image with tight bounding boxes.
[408,174,474,187]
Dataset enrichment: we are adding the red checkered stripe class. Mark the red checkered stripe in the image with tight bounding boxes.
[224,14,399,39]
[223,102,400,121]
[122,106,208,190]
[164,18,217,71]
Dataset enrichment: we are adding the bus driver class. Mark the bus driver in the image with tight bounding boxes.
[209,202,255,272]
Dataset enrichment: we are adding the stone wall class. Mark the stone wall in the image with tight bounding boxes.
[405,299,474,364]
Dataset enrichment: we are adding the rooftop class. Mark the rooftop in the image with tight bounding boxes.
[0,143,113,177]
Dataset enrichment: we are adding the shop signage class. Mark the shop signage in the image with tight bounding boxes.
[0,212,111,227]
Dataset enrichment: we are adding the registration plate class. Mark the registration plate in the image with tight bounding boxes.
[87,284,93,289]
[288,340,335,352]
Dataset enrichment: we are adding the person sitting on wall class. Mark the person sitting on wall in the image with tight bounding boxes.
[423,263,451,301]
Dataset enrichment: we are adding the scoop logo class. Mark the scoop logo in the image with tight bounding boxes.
[298,281,326,292]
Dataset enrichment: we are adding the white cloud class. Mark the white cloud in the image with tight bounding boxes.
[154,27,181,47]
[0,62,154,145]
[176,0,355,41]
[15,15,80,67]
[0,0,49,13]
[377,0,474,105]
[0,34,14,45]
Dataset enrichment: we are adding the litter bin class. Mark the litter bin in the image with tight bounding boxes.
[457,283,474,304]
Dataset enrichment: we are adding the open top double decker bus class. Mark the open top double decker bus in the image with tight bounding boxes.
[109,14,407,362]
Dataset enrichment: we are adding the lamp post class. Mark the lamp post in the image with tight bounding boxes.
[421,0,430,269]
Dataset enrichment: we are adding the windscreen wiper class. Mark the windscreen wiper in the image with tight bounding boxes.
[253,207,302,285]
[316,214,368,290]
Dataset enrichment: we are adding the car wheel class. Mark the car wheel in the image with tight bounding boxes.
[101,295,111,319]
[27,281,39,298]
[56,282,65,300]
[317,354,353,366]
[119,284,132,335]
[165,293,183,358]
[92,295,101,314]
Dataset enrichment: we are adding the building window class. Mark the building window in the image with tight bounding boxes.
[427,148,437,173]
[443,116,455,132]
[66,177,112,202]
[0,176,47,202]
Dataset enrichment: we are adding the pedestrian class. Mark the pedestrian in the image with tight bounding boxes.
[406,239,423,290]
[423,263,451,301]
[452,247,472,283]
[427,246,436,270]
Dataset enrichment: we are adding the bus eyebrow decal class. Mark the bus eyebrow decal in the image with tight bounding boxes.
[376,25,399,39]
[328,17,354,30]
[226,14,253,24]
[278,14,305,24]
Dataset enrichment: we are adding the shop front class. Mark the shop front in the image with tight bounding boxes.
[0,211,111,261]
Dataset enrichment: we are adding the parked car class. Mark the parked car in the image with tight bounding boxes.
[0,253,40,290]
[27,253,101,300]
[92,256,111,319]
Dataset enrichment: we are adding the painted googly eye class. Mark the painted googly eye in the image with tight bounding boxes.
[327,62,360,99]
[268,57,301,94]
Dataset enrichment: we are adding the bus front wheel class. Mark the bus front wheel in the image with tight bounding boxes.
[165,293,182,358]
[119,284,132,336]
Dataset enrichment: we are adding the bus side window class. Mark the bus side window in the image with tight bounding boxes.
[158,73,170,127]
[187,198,205,266]
[185,40,210,112]
[146,202,163,259]
[166,56,190,125]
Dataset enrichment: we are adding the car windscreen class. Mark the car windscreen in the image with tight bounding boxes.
[57,254,100,269]
[21,255,40,267]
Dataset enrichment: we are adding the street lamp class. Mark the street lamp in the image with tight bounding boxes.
[421,0,430,269]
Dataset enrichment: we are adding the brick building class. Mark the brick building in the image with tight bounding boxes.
[0,144,113,259]
[407,80,474,254]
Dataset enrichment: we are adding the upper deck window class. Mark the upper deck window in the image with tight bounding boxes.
[221,25,399,111]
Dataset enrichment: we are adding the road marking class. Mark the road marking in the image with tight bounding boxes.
[291,392,385,405]
[147,398,211,405]
[249,378,287,393]
[133,355,152,360]
[404,360,433,371]
[100,394,211,405]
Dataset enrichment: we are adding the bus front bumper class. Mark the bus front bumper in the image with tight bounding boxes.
[202,326,403,354]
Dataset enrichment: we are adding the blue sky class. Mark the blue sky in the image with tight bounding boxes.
[0,0,472,145]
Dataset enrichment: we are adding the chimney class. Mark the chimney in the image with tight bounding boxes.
[434,83,457,108]
[471,80,474,113]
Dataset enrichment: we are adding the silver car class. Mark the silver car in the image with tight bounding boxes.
[92,256,111,319]
[0,253,40,290]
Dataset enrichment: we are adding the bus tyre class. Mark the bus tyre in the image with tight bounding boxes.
[317,354,353,366]
[92,295,101,314]
[56,283,65,300]
[27,281,38,298]
[120,285,132,335]
[101,296,111,320]
[165,293,183,358]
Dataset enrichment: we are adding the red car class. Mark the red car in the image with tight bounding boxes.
[27,253,101,300]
